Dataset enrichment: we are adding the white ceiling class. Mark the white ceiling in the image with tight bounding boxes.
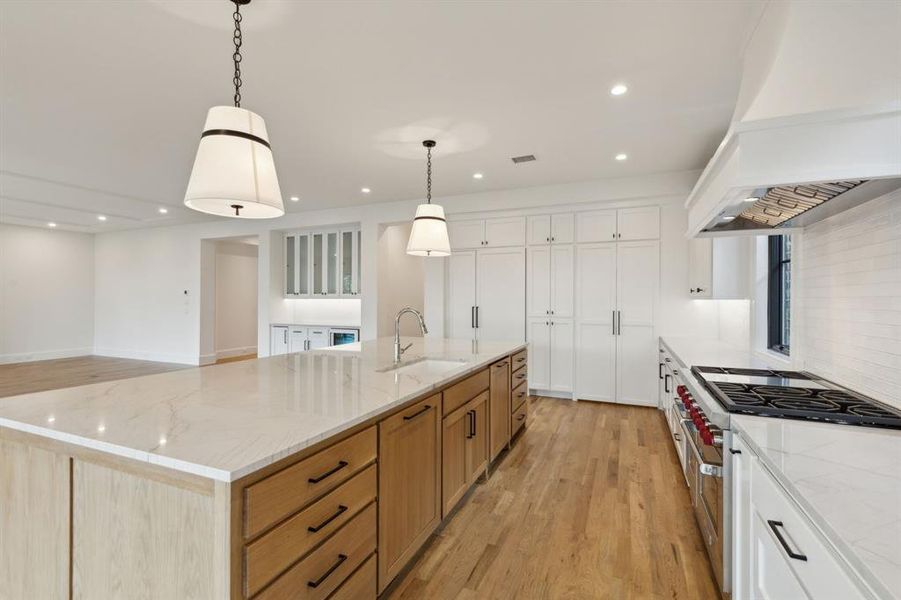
[0,0,764,233]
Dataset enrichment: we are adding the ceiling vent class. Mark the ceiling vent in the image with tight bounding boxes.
[511,154,536,164]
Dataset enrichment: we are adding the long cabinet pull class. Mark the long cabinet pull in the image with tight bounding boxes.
[307,553,348,588]
[664,374,671,394]
[466,410,474,438]
[403,405,432,421]
[308,460,348,484]
[659,362,664,379]
[767,520,808,561]
[307,505,348,532]
[471,306,476,329]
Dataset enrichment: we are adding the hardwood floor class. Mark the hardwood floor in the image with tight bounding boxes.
[387,397,720,600]
[0,355,188,398]
[215,353,257,365]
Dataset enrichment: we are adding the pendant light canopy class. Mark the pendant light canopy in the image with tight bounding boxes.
[184,0,284,219]
[407,140,451,257]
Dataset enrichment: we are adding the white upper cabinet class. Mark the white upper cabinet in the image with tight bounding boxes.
[449,217,525,248]
[616,206,660,241]
[284,226,360,298]
[688,236,750,299]
[527,215,551,245]
[527,214,576,245]
[576,209,617,242]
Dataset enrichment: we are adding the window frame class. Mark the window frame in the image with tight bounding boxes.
[767,235,791,355]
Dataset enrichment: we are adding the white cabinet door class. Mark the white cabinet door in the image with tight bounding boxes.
[617,206,660,241]
[308,327,329,349]
[477,248,525,342]
[750,512,810,600]
[270,326,288,355]
[732,434,753,600]
[527,215,551,245]
[448,219,484,249]
[526,247,551,317]
[446,251,477,340]
[549,319,574,393]
[576,209,617,243]
[484,217,526,247]
[550,213,575,244]
[615,241,658,405]
[575,243,617,401]
[289,327,308,353]
[550,245,574,318]
[576,323,615,402]
[527,318,551,390]
[688,237,714,298]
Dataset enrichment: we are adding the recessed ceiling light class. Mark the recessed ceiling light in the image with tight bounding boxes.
[97,215,107,221]
[97,424,106,433]
[610,83,628,96]
[47,222,57,228]
[361,188,371,194]
[722,216,736,221]
[159,436,167,445]
[615,153,628,161]
[47,416,55,423]
[290,196,299,202]
[473,173,483,180]
[158,207,168,214]
[744,197,759,203]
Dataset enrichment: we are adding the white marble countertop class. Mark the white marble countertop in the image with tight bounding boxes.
[733,415,901,599]
[0,337,525,482]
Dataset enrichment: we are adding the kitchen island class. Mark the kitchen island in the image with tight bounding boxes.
[0,337,528,599]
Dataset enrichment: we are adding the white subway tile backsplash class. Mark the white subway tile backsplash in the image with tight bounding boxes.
[797,191,901,409]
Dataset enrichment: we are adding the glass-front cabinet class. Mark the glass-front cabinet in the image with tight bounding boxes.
[284,225,361,297]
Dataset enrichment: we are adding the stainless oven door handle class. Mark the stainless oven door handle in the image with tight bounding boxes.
[680,420,723,478]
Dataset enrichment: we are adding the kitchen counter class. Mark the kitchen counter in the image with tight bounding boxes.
[733,415,901,599]
[0,337,525,482]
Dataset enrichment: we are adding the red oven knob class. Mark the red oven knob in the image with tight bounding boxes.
[676,385,687,396]
[700,428,714,446]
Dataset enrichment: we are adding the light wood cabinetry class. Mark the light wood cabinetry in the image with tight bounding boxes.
[442,390,490,516]
[489,358,511,461]
[329,554,376,600]
[688,236,751,299]
[377,395,441,593]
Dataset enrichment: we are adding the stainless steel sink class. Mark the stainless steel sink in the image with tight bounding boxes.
[377,357,467,375]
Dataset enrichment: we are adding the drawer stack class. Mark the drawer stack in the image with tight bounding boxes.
[240,427,378,599]
[511,349,529,436]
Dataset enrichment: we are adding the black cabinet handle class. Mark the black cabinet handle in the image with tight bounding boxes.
[308,460,348,484]
[472,410,477,436]
[729,449,742,455]
[466,410,474,438]
[471,306,476,329]
[516,373,527,380]
[307,553,348,588]
[307,505,348,532]
[495,361,509,368]
[517,414,525,421]
[664,374,671,394]
[515,357,526,363]
[403,405,432,421]
[659,362,664,379]
[767,520,807,561]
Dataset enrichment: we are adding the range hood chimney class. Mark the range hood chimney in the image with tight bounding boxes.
[686,1,901,237]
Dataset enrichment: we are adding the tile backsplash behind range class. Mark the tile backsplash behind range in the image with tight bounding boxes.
[797,190,901,408]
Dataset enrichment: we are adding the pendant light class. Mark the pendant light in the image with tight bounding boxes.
[406,140,451,257]
[184,0,284,219]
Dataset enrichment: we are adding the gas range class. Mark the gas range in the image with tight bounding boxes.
[692,366,901,430]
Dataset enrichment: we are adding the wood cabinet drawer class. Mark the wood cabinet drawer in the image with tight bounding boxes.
[512,381,527,411]
[256,502,377,600]
[244,427,377,539]
[512,400,528,437]
[244,464,377,597]
[750,459,866,599]
[443,369,489,416]
[512,349,528,370]
[328,553,376,600]
[512,363,528,387]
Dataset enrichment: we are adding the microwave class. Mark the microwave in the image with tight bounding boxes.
[329,328,360,346]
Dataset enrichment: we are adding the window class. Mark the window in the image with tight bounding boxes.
[767,235,791,355]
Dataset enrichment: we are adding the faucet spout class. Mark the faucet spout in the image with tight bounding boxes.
[394,307,428,362]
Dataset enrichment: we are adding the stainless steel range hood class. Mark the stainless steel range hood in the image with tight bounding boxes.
[703,178,901,233]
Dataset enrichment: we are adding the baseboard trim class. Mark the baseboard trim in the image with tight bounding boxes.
[529,389,573,400]
[0,347,93,364]
[92,347,199,366]
[215,346,257,360]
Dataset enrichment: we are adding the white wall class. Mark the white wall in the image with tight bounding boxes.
[0,224,95,362]
[214,241,258,359]
[377,222,425,337]
[794,191,901,408]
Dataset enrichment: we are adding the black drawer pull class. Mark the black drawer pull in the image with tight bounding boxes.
[307,505,348,533]
[729,448,742,455]
[308,460,348,484]
[516,372,527,379]
[307,553,347,588]
[517,414,526,421]
[495,361,509,368]
[767,520,807,561]
[659,362,664,379]
[403,405,432,421]
[515,357,526,362]
[466,410,475,438]
[517,391,525,398]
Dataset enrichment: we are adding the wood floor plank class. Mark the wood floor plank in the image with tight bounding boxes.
[387,397,720,600]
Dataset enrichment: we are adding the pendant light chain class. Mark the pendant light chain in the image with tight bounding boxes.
[232,2,243,108]
[426,145,432,204]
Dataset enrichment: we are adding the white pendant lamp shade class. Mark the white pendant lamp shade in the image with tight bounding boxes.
[184,106,285,219]
[407,203,451,257]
